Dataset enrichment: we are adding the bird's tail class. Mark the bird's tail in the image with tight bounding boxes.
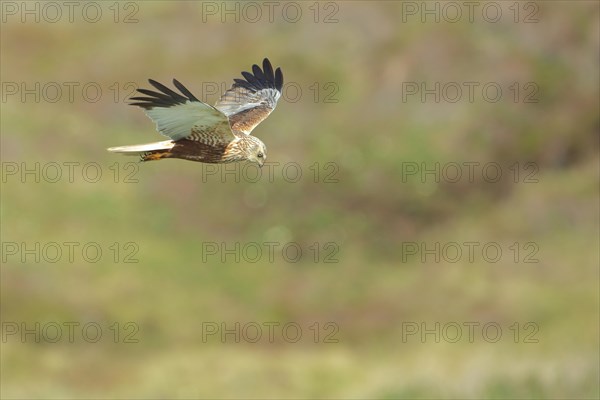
[107,140,175,162]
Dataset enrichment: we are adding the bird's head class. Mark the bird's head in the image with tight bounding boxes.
[246,136,267,167]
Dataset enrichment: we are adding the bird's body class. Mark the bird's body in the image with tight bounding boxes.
[107,58,283,167]
[134,132,263,164]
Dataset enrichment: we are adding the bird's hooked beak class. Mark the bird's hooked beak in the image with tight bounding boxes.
[258,158,265,168]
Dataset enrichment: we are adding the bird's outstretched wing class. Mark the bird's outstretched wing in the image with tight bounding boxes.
[215,58,283,135]
[130,79,235,143]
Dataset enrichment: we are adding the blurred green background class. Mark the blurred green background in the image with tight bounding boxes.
[1,1,598,398]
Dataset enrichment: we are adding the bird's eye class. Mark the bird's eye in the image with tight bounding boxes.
[257,153,264,158]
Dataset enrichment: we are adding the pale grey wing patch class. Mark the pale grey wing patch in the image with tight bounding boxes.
[144,101,233,142]
[130,79,235,142]
[215,87,281,117]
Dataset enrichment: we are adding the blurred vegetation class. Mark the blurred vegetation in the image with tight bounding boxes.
[1,1,598,398]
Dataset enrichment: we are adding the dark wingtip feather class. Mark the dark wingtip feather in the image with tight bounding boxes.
[148,79,186,101]
[173,79,200,102]
[241,71,261,88]
[136,88,171,100]
[232,59,283,93]
[262,58,274,79]
[129,102,152,109]
[129,79,198,109]
[252,64,265,81]
[274,67,283,91]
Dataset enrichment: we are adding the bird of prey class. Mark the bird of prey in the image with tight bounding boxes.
[107,58,283,167]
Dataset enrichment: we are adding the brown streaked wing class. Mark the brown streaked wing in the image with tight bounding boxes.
[226,105,275,134]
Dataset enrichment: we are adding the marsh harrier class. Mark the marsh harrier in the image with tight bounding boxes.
[107,58,283,167]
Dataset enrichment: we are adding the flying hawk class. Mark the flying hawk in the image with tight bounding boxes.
[107,58,283,167]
